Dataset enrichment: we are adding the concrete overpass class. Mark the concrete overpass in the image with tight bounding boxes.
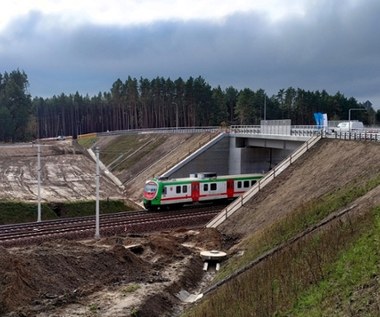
[161,121,316,178]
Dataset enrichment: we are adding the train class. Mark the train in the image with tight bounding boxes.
[143,172,263,210]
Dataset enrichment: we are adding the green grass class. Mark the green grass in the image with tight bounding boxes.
[0,201,57,224]
[215,174,380,281]
[281,207,380,317]
[182,175,380,317]
[0,200,131,225]
[122,283,140,294]
[99,134,166,171]
[78,136,97,148]
[51,200,130,218]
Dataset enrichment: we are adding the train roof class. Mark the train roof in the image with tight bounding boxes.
[152,172,263,183]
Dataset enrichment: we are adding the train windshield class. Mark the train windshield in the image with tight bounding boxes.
[144,181,158,200]
[145,183,157,193]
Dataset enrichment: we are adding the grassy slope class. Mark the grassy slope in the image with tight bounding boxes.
[0,200,130,225]
[285,209,380,316]
[98,134,166,172]
[183,176,380,317]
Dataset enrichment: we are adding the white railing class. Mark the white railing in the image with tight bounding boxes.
[230,125,321,137]
[206,135,321,228]
[327,131,380,142]
[97,126,221,136]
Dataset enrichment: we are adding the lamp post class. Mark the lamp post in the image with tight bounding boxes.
[348,108,366,132]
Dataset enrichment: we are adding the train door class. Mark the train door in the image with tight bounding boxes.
[191,182,200,202]
[227,179,234,198]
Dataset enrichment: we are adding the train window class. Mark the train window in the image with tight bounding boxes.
[176,186,181,194]
[210,183,217,191]
[182,185,187,193]
[237,181,242,189]
[251,180,257,186]
[163,187,167,195]
[144,183,157,193]
[244,180,250,188]
[203,184,209,191]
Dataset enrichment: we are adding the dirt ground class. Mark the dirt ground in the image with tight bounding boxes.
[0,141,124,202]
[0,228,223,317]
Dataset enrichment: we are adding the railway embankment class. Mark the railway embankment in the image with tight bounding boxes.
[184,138,380,317]
[0,132,217,223]
[93,132,219,203]
[0,133,215,204]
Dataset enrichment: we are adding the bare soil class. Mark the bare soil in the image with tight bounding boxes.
[0,141,124,202]
[0,228,222,317]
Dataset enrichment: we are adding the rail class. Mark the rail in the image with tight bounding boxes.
[206,135,322,228]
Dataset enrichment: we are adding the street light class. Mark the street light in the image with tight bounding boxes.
[348,108,366,132]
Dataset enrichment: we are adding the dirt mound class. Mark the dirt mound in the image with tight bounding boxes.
[138,256,204,317]
[190,227,223,250]
[0,240,149,316]
[148,233,192,258]
[0,228,221,316]
[110,244,147,266]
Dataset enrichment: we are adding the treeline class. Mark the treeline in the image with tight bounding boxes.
[0,69,378,142]
[0,70,35,142]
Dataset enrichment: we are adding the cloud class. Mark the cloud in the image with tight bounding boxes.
[1,0,379,107]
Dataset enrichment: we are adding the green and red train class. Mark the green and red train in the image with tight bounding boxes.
[143,172,263,210]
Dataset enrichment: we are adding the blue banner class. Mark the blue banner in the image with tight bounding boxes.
[313,112,323,128]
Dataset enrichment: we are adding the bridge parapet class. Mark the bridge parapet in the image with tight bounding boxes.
[230,125,321,137]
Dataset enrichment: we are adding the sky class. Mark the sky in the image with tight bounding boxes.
[1,0,380,109]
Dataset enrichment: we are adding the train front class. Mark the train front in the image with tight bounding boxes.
[143,179,160,210]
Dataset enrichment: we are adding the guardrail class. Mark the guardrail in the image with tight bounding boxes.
[92,125,380,142]
[97,126,221,137]
[327,131,380,142]
[230,125,380,140]
[206,135,322,228]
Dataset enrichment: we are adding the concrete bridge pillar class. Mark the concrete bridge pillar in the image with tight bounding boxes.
[229,137,242,174]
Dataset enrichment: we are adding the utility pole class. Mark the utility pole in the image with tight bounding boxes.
[37,143,41,222]
[95,147,100,239]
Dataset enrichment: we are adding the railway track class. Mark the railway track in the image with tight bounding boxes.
[0,205,223,248]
